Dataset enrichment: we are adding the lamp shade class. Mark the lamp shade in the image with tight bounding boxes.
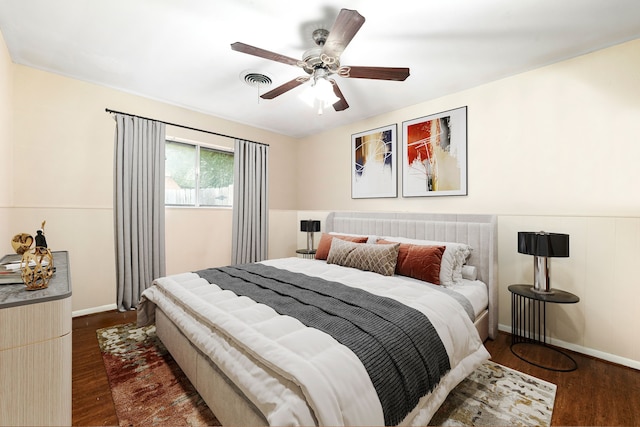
[518,231,569,258]
[300,220,321,233]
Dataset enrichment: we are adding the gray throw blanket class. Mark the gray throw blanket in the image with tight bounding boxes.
[196,263,451,426]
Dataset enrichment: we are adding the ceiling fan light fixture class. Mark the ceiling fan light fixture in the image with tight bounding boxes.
[315,77,340,104]
[299,75,340,115]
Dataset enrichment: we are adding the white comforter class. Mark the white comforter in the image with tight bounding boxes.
[139,257,490,426]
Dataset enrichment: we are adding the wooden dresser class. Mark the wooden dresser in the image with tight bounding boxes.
[0,251,72,426]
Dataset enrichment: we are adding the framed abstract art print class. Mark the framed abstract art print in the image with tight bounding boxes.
[402,106,467,197]
[351,124,397,199]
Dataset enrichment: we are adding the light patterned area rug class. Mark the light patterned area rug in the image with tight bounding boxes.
[430,360,556,426]
[98,323,555,427]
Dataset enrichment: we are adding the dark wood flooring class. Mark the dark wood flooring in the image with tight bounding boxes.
[484,334,640,426]
[72,309,137,426]
[73,310,640,426]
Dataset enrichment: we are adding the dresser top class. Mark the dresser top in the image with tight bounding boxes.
[0,251,72,309]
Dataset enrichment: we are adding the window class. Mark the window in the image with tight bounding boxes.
[165,140,234,207]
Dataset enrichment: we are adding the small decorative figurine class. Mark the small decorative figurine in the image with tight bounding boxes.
[15,220,54,290]
[11,233,33,255]
[35,230,47,249]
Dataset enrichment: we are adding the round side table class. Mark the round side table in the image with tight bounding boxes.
[295,249,316,259]
[509,284,580,372]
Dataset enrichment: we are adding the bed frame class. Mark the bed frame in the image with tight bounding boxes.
[152,211,498,426]
[325,211,498,341]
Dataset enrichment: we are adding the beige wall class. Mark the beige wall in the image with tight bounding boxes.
[0,30,13,242]
[296,39,640,368]
[297,40,640,215]
[3,58,299,314]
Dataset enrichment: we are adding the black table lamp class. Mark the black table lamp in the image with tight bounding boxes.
[300,220,321,252]
[518,231,569,294]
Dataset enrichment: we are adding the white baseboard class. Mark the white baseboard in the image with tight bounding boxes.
[498,323,640,370]
[72,303,118,318]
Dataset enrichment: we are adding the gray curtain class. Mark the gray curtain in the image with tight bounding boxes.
[231,139,269,264]
[113,114,166,311]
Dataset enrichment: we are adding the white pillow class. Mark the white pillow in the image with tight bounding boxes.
[379,236,472,287]
[461,265,477,281]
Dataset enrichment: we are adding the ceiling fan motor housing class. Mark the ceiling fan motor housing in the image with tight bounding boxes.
[301,46,339,74]
[301,28,339,74]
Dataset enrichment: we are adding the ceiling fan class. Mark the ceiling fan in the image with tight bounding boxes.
[231,8,410,113]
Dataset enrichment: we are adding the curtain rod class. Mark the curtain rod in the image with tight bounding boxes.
[105,108,269,147]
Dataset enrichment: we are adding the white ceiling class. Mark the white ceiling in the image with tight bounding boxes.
[1,0,639,138]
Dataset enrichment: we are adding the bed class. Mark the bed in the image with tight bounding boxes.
[137,212,498,426]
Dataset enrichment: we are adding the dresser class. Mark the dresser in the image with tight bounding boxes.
[0,251,72,426]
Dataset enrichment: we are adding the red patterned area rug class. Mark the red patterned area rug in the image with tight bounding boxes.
[97,322,220,427]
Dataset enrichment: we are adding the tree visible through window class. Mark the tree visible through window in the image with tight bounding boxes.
[165,140,234,207]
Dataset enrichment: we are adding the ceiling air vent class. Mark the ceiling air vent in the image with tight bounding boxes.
[240,71,272,88]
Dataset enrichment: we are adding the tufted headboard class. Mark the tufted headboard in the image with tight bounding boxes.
[325,211,499,339]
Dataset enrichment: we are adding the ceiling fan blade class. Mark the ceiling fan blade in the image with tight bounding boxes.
[339,66,410,81]
[231,42,300,67]
[330,79,349,111]
[260,77,309,99]
[322,9,365,61]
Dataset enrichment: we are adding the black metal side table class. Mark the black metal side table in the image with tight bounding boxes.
[509,284,579,372]
[295,249,316,259]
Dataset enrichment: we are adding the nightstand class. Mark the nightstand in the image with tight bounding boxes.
[509,284,579,372]
[296,249,316,259]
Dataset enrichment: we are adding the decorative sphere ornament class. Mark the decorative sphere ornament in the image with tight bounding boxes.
[11,233,34,255]
[20,248,54,290]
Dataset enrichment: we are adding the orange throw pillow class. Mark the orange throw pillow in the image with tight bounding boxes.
[378,239,445,285]
[315,233,369,260]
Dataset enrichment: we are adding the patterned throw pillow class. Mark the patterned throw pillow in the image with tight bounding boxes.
[326,238,400,276]
[314,233,369,260]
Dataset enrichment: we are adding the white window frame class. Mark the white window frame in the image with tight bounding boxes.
[165,137,234,208]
